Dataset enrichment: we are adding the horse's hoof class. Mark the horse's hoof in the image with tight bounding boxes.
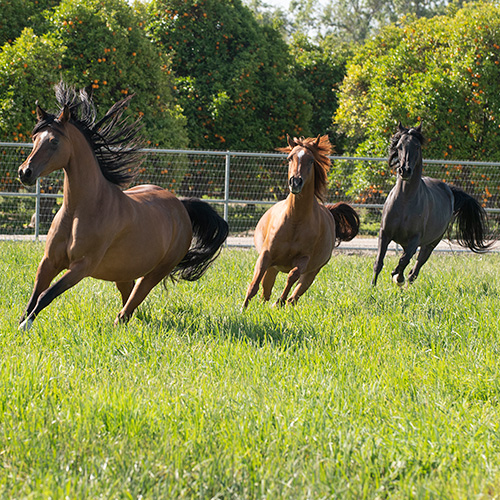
[19,317,34,331]
[392,274,405,286]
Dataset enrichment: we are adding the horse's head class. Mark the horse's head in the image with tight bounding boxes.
[279,134,331,200]
[18,103,72,186]
[285,135,319,195]
[389,122,424,182]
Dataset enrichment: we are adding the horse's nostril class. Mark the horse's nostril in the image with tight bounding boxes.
[19,167,32,179]
[289,176,303,193]
[19,166,35,185]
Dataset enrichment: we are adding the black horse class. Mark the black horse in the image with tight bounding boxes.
[372,123,492,286]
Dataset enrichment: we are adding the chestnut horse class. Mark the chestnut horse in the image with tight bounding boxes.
[18,84,228,330]
[242,135,360,309]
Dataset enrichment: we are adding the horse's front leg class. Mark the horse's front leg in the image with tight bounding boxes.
[242,251,271,310]
[391,237,419,285]
[19,259,91,331]
[372,231,391,286]
[20,256,61,326]
[275,256,310,306]
[261,267,278,302]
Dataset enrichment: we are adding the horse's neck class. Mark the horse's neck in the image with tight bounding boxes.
[398,160,423,198]
[63,128,110,211]
[285,180,316,218]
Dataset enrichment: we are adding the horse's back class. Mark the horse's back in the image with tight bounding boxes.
[381,177,454,247]
[422,177,453,205]
[421,177,455,228]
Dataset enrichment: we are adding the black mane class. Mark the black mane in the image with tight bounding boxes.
[33,82,144,188]
[388,124,425,169]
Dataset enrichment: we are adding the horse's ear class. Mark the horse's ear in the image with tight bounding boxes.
[398,121,406,132]
[313,134,321,147]
[36,101,47,122]
[415,122,422,132]
[287,134,297,149]
[58,105,71,124]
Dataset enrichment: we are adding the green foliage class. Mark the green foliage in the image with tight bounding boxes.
[335,2,500,202]
[0,29,66,144]
[146,0,313,151]
[0,0,61,46]
[2,243,500,497]
[289,32,352,149]
[0,0,187,148]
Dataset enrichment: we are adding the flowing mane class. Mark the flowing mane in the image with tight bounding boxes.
[388,124,425,170]
[278,134,332,202]
[32,82,143,188]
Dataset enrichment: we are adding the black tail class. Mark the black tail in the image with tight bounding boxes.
[172,198,229,281]
[325,202,360,246]
[450,185,493,253]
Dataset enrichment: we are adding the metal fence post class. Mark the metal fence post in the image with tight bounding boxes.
[34,178,41,240]
[224,152,230,223]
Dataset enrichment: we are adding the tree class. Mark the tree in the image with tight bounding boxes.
[289,32,352,147]
[0,0,61,47]
[146,0,312,152]
[334,1,500,205]
[0,29,65,143]
[284,0,469,43]
[0,0,187,148]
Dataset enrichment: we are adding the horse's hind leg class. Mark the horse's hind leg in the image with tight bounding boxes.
[408,243,438,283]
[116,281,135,306]
[114,263,177,325]
[287,269,320,305]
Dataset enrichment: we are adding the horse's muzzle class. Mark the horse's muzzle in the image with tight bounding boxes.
[289,176,303,194]
[397,166,412,181]
[18,165,36,186]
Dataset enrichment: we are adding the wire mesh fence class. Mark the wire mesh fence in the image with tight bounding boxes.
[2,142,500,242]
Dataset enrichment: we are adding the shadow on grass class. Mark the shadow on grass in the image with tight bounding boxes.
[136,302,309,349]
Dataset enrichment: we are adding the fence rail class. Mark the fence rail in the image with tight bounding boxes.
[1,142,500,248]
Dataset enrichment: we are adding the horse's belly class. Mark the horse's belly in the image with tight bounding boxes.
[90,200,192,281]
[91,240,178,282]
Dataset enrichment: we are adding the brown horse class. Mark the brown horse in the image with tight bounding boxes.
[242,135,360,309]
[18,83,228,330]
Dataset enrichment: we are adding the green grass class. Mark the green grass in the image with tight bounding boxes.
[1,241,500,499]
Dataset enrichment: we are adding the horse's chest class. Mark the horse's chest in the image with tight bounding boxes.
[265,214,332,270]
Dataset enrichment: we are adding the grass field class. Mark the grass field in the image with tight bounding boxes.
[1,241,499,499]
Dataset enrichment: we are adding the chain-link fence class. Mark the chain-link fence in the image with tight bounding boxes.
[2,142,500,241]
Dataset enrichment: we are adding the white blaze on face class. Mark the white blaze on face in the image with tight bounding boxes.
[37,131,50,143]
[297,150,305,162]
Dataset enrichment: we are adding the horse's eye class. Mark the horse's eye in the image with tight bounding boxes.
[49,137,59,147]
